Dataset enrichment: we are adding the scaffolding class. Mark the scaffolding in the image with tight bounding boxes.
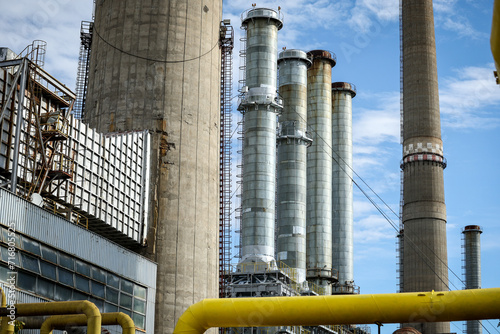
[219,20,234,299]
[74,21,93,119]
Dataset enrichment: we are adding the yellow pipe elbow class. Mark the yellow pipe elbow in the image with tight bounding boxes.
[174,288,500,334]
[40,312,135,334]
[16,301,101,334]
[0,287,14,334]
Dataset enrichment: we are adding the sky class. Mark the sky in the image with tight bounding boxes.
[1,0,499,333]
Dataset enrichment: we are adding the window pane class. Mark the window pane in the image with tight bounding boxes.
[54,284,72,301]
[0,264,11,283]
[20,253,39,274]
[72,290,88,301]
[121,278,134,294]
[91,267,106,283]
[40,245,58,264]
[40,261,57,280]
[17,271,36,292]
[0,245,9,262]
[119,293,132,309]
[104,302,118,313]
[91,281,105,298]
[107,273,119,288]
[133,298,146,314]
[59,253,74,270]
[134,284,147,299]
[36,278,55,299]
[22,237,41,256]
[106,287,118,304]
[132,313,146,330]
[75,274,90,293]
[76,260,90,277]
[58,268,74,287]
[119,307,132,317]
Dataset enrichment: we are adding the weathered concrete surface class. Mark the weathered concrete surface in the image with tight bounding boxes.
[86,1,221,333]
[401,0,449,333]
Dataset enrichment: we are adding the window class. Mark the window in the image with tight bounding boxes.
[59,253,74,270]
[106,287,119,304]
[75,274,90,293]
[58,268,74,287]
[20,253,40,274]
[17,271,36,292]
[119,292,132,309]
[40,261,57,280]
[40,245,58,264]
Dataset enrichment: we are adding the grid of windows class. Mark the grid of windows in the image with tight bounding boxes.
[0,225,147,329]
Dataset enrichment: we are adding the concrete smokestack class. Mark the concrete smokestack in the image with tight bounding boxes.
[306,50,337,294]
[277,49,312,284]
[85,1,222,333]
[331,82,357,294]
[238,8,283,269]
[401,0,449,333]
[463,225,483,334]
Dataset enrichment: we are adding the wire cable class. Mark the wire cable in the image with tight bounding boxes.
[93,26,220,64]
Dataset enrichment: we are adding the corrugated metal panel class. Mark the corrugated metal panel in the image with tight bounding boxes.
[0,188,156,288]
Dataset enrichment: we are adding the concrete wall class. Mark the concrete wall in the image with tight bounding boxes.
[401,1,449,333]
[86,1,222,333]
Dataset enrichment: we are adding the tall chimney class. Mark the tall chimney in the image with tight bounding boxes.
[401,0,449,333]
[463,225,483,334]
[331,82,358,295]
[306,50,337,294]
[238,8,283,269]
[277,49,312,284]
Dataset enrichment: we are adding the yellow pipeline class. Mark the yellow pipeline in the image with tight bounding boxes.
[15,301,101,334]
[492,0,500,81]
[0,287,14,334]
[174,288,500,334]
[40,312,134,334]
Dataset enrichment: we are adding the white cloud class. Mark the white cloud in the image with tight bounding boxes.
[440,64,500,129]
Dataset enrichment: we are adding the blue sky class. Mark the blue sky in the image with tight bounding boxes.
[1,1,499,333]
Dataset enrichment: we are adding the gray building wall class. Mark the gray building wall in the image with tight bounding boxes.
[0,188,156,332]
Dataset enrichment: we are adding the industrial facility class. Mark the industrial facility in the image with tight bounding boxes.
[0,0,496,334]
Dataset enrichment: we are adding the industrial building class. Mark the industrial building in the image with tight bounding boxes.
[0,0,481,333]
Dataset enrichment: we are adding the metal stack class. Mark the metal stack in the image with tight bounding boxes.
[463,225,483,334]
[276,49,312,285]
[237,7,283,269]
[331,82,358,294]
[306,50,338,295]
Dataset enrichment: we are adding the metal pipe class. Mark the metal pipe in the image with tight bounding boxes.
[15,301,101,334]
[276,49,311,283]
[173,288,500,334]
[238,8,283,269]
[10,58,28,193]
[331,82,357,294]
[40,312,134,334]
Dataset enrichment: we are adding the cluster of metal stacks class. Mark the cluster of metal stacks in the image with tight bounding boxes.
[232,5,358,304]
